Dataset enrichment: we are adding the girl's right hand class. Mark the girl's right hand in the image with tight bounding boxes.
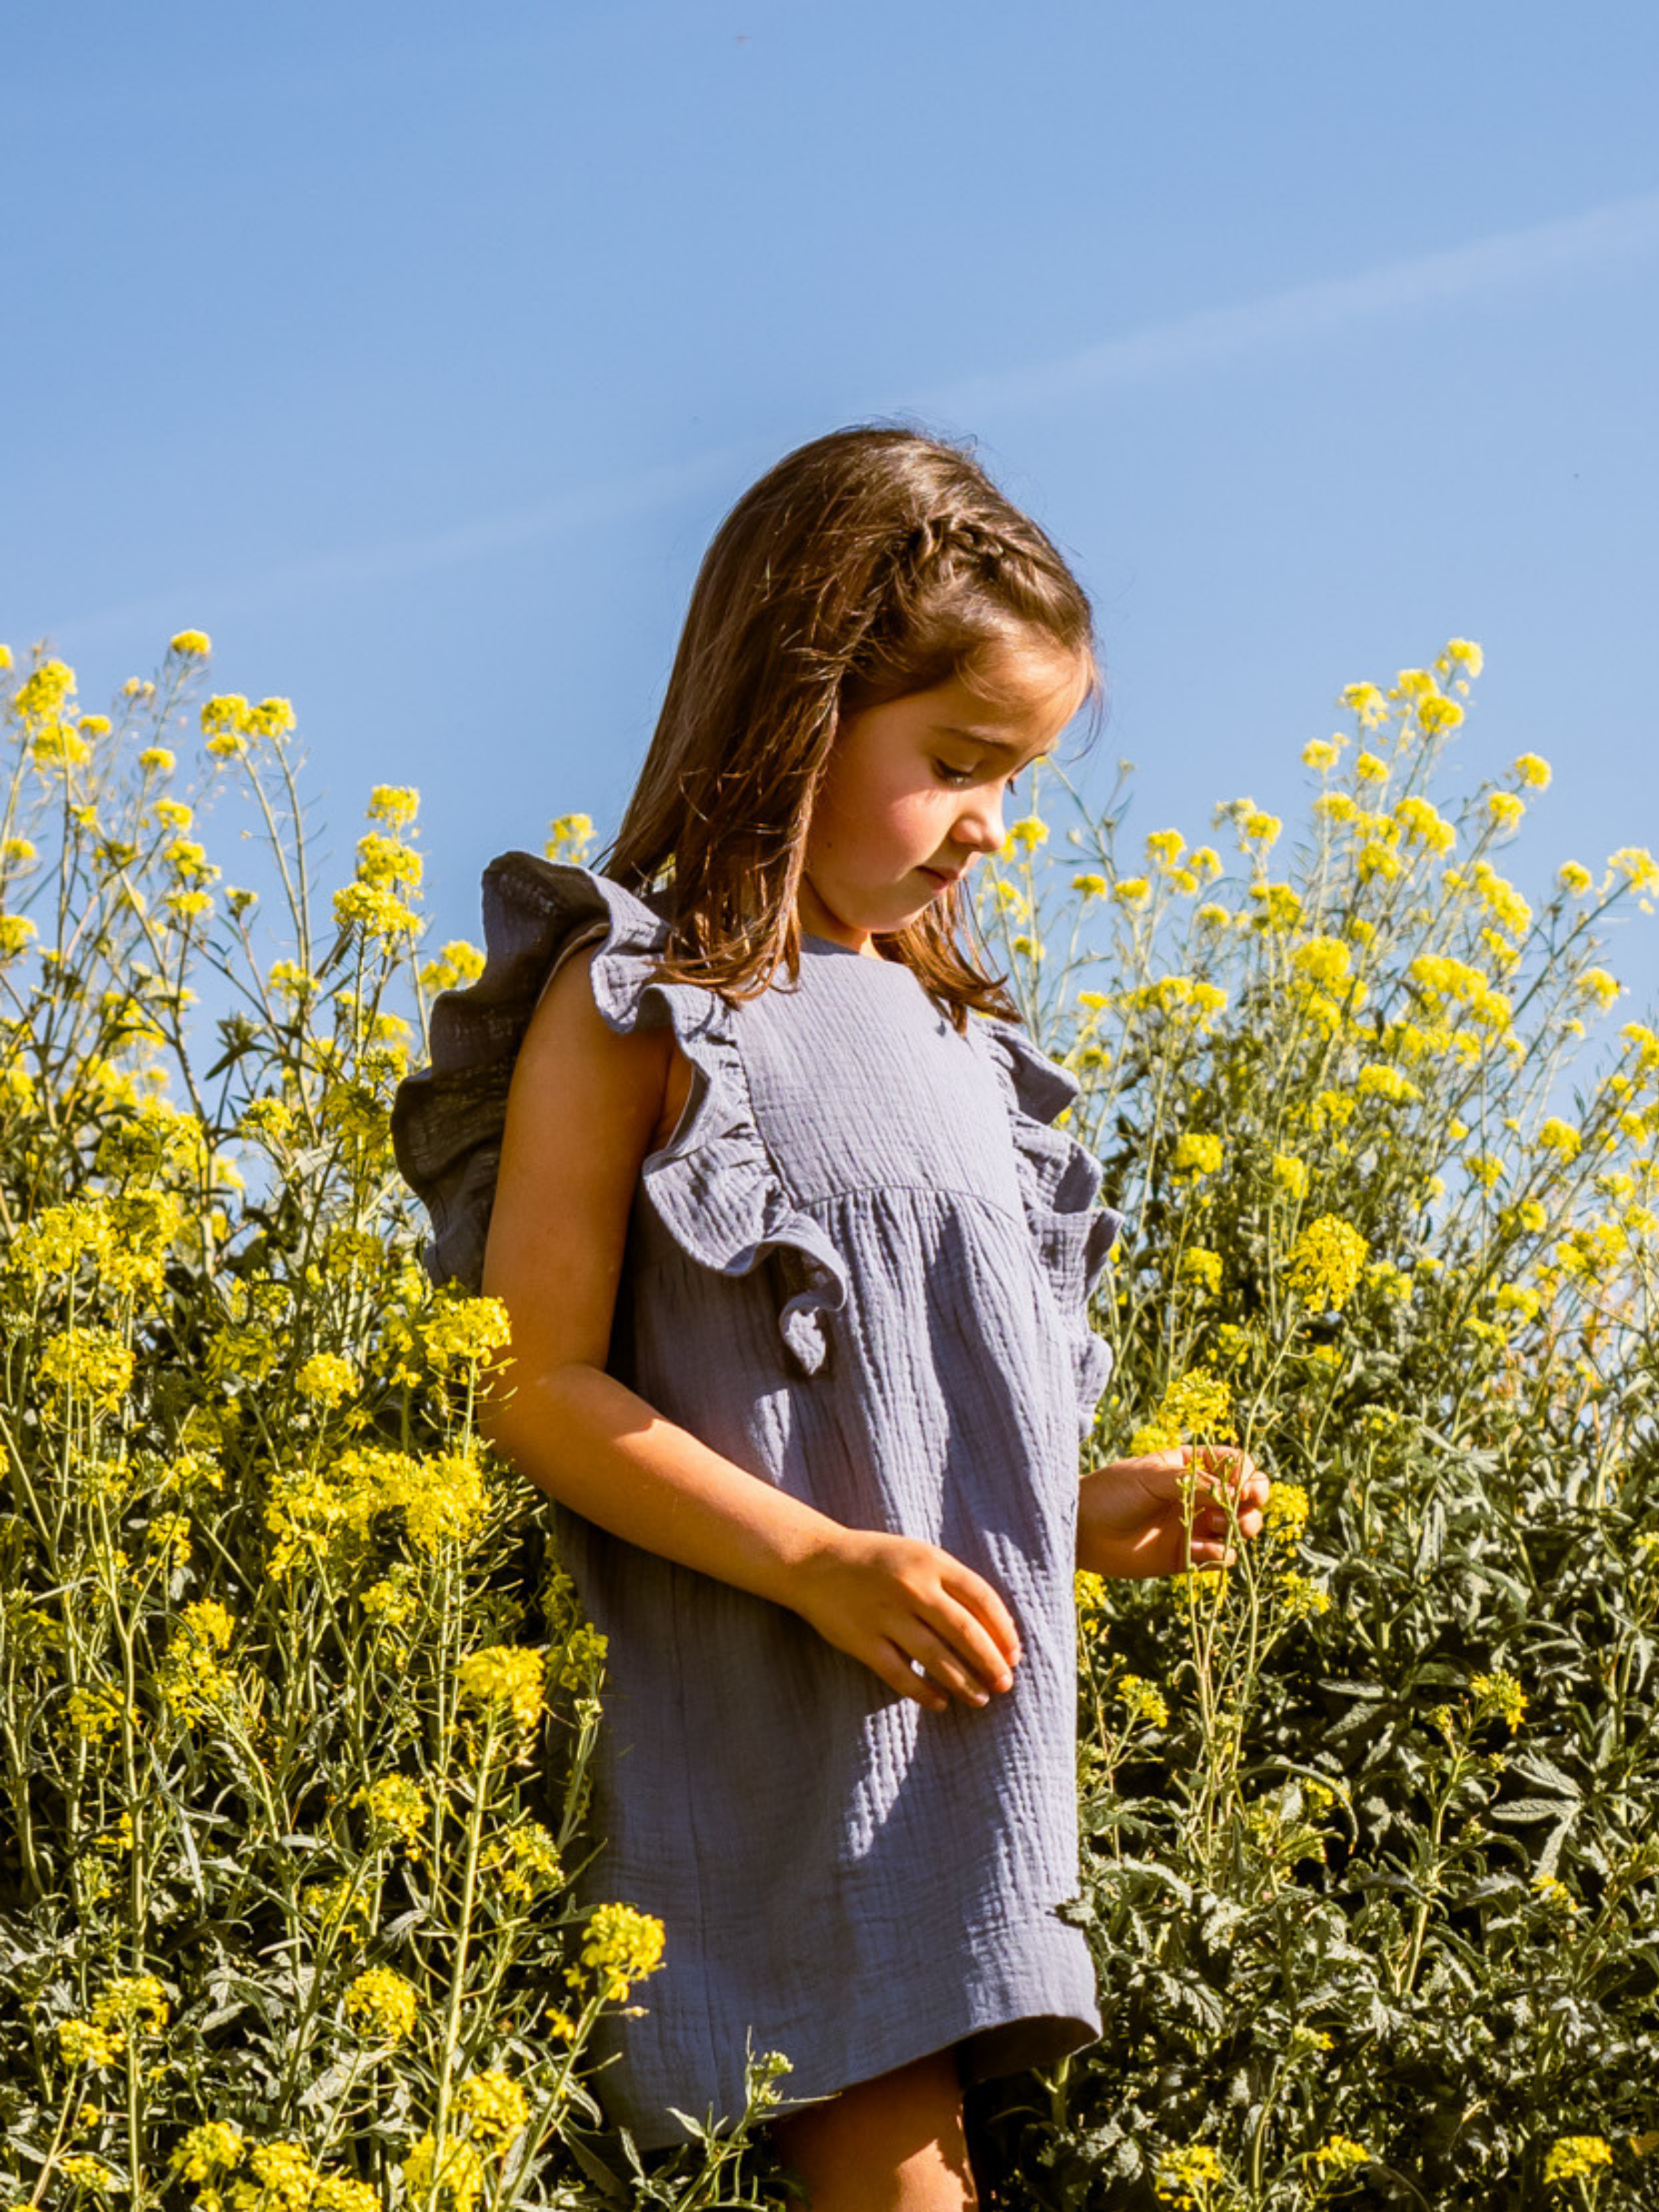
[789,1530,1023,1713]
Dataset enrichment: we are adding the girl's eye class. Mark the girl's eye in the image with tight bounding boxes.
[933,758,1028,794]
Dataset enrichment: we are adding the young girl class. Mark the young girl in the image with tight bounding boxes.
[392,426,1268,2211]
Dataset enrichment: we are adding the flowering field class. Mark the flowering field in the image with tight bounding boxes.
[2,636,1657,2211]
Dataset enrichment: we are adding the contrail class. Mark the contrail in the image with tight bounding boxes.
[926,187,1659,421]
[50,186,1659,647]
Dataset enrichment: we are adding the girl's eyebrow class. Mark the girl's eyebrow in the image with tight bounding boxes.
[933,723,1055,757]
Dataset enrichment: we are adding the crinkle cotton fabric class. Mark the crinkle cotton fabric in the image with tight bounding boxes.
[391,855,1124,2150]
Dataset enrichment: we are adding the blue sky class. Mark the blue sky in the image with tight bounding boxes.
[7,0,1658,1023]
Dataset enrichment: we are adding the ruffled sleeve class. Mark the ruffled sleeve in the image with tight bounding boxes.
[976,1016,1124,1443]
[390,853,849,1379]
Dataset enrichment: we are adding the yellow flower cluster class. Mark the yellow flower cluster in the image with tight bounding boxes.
[454,2067,530,2146]
[38,1326,135,1412]
[295,1354,358,1408]
[1129,1366,1234,1456]
[546,812,597,864]
[1470,1669,1528,1733]
[344,1965,419,2042]
[1284,1214,1369,1312]
[422,1295,513,1370]
[568,1900,667,2003]
[155,1600,239,1721]
[456,1645,546,1735]
[1173,1133,1223,1178]
[265,1447,486,1575]
[1542,2136,1613,2185]
[480,1820,564,1902]
[1115,1674,1169,1729]
[1309,2136,1371,2174]
[350,1774,428,1851]
[419,938,487,995]
[1154,2143,1228,2208]
[402,2131,484,2212]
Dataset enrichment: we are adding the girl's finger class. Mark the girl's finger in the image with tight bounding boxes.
[875,1641,949,1712]
[902,1626,1000,1708]
[938,1563,1023,1669]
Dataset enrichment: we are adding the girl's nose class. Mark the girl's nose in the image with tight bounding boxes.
[955,792,1005,856]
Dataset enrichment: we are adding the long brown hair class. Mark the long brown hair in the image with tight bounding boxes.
[599,423,1101,1031]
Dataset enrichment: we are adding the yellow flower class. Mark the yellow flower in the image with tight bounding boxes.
[1338,681,1389,727]
[568,1900,667,2003]
[1394,795,1456,854]
[1608,845,1659,895]
[0,641,11,669]
[1113,1674,1169,1728]
[1154,2144,1229,2208]
[1277,1570,1331,1618]
[1470,1669,1527,1733]
[403,2133,484,2212]
[58,2018,124,2070]
[1537,1117,1582,1162]
[295,1354,358,1408]
[1301,737,1339,771]
[352,1774,428,1849]
[1445,637,1484,676]
[422,1294,512,1369]
[345,1965,419,2041]
[1543,2137,1613,2186]
[139,745,175,774]
[1272,1153,1307,1200]
[1558,860,1592,896]
[1075,1570,1111,1630]
[1263,1480,1309,1546]
[455,2068,530,2148]
[1179,1247,1223,1296]
[1003,817,1048,853]
[0,914,39,961]
[456,1646,545,1734]
[1253,882,1302,930]
[1284,1214,1369,1311]
[1355,750,1388,783]
[155,1600,238,1721]
[1113,876,1151,906]
[1416,692,1464,735]
[1309,2137,1371,2175]
[420,938,488,994]
[170,2122,247,2181]
[1172,1133,1223,1177]
[1145,828,1186,867]
[1228,800,1282,847]
[1575,966,1620,1012]
[1512,752,1552,789]
[1487,791,1525,832]
[546,811,596,863]
[169,629,212,656]
[1071,872,1108,898]
[1356,1063,1422,1105]
[368,784,420,827]
[39,1327,135,1412]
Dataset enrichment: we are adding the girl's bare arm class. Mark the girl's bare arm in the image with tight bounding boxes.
[476,946,1021,1713]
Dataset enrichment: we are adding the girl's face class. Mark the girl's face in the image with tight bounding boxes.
[799,631,1091,955]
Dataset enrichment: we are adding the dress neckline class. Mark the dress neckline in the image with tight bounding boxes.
[801,936,906,965]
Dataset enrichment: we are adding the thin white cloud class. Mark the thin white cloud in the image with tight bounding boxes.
[928,187,1659,422]
[54,443,751,651]
[52,187,1659,648]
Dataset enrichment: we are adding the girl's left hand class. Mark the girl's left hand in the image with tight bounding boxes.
[1076,1448,1271,1580]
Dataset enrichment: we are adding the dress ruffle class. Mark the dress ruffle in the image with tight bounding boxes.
[390,855,850,1378]
[977,1017,1123,1440]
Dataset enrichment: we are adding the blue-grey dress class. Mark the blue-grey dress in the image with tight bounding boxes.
[391,855,1123,2150]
